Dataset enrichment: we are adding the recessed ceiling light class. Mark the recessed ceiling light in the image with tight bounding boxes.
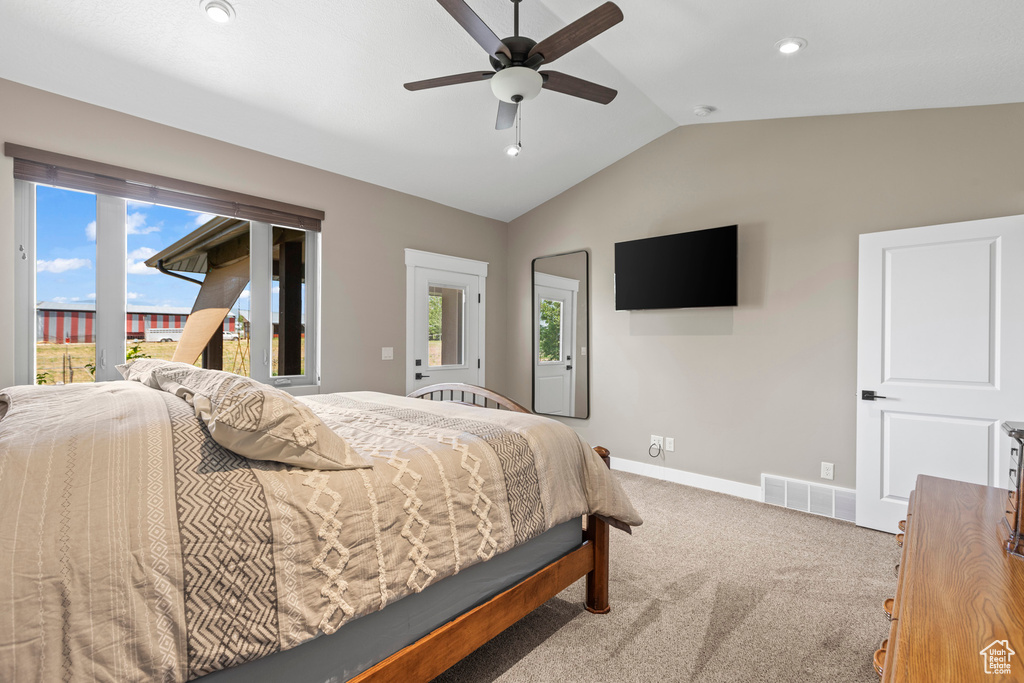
[504,144,521,158]
[201,0,235,24]
[775,37,807,54]
[693,105,716,117]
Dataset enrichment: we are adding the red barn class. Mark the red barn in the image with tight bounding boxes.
[36,302,235,343]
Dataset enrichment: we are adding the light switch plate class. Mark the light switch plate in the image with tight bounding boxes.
[381,347,394,360]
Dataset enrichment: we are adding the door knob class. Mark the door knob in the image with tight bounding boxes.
[861,390,888,401]
[566,365,573,371]
[415,373,430,380]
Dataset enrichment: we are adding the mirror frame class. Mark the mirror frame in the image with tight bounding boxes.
[531,250,590,419]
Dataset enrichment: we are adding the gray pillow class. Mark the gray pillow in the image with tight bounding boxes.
[118,359,371,471]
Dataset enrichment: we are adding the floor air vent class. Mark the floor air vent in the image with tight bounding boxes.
[761,474,856,523]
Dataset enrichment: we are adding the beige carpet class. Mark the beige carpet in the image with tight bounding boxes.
[435,471,898,683]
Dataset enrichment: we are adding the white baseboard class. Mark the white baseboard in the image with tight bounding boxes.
[609,457,761,501]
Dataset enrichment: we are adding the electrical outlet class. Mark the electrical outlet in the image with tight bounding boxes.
[381,347,394,360]
[665,437,675,452]
[650,435,663,449]
[821,462,835,480]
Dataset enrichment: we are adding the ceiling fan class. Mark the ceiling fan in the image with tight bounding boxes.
[405,0,623,130]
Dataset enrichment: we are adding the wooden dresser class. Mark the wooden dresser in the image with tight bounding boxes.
[874,475,1024,681]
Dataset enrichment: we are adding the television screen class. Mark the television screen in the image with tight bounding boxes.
[614,225,737,310]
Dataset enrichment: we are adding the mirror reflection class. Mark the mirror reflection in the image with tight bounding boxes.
[533,251,589,418]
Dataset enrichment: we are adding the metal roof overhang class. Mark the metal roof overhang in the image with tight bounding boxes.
[144,217,250,275]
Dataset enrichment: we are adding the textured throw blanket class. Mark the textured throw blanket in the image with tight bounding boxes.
[0,382,640,682]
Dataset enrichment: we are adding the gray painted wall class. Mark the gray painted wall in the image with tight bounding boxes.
[506,104,1024,490]
[0,78,509,395]
[3,76,1023,493]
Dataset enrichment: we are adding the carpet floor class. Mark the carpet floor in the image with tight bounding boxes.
[434,471,898,683]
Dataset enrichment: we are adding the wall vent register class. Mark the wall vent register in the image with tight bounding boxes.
[762,474,856,523]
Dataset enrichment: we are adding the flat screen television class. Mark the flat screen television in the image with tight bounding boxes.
[614,225,737,310]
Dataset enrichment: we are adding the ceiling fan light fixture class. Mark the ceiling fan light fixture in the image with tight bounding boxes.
[775,37,807,54]
[490,67,543,103]
[201,0,235,24]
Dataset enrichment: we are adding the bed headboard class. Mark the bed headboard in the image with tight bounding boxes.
[406,383,532,414]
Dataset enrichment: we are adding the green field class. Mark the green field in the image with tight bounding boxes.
[36,337,302,384]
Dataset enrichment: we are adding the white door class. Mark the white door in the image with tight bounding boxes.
[856,215,1024,532]
[534,273,577,415]
[405,250,487,394]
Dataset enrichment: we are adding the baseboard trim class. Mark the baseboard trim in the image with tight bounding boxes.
[609,457,761,501]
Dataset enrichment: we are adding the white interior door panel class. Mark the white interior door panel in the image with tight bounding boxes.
[856,215,1024,532]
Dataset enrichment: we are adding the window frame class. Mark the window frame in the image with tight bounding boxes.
[404,249,488,395]
[537,296,565,364]
[248,222,321,392]
[13,180,35,386]
[14,185,321,392]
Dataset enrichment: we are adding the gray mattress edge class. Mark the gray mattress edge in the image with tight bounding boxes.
[199,519,584,683]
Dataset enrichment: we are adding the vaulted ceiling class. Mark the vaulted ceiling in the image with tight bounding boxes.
[2,0,1022,221]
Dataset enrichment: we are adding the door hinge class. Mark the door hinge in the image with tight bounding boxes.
[478,293,481,303]
[477,358,481,369]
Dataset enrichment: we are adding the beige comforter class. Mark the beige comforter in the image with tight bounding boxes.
[0,382,639,682]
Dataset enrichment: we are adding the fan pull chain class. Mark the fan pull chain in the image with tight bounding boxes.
[516,101,522,151]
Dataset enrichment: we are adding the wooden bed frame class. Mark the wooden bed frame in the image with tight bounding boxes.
[349,383,612,682]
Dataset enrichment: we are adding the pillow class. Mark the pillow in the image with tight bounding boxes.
[118,359,371,471]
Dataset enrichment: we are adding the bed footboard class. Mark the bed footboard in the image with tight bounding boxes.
[585,446,612,614]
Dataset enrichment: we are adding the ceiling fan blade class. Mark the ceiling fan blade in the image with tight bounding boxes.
[437,0,512,60]
[542,71,617,104]
[528,2,623,65]
[404,71,494,91]
[495,100,518,130]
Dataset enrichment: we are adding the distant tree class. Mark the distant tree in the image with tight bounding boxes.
[126,341,150,361]
[428,293,442,341]
[538,299,561,361]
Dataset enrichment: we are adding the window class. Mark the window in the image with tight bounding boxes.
[33,186,98,384]
[427,284,465,367]
[10,146,323,391]
[271,227,310,378]
[538,298,563,362]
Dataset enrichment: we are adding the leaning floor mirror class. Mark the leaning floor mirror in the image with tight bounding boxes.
[532,250,589,418]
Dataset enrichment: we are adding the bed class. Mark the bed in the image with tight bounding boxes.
[0,362,640,682]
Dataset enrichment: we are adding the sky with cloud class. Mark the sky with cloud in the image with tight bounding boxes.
[34,186,247,312]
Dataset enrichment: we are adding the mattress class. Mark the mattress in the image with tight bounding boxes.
[0,378,640,682]
[199,519,584,682]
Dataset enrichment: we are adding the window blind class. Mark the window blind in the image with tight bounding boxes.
[5,143,323,231]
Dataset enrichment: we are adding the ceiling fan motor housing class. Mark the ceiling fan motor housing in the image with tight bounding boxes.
[490,66,543,103]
